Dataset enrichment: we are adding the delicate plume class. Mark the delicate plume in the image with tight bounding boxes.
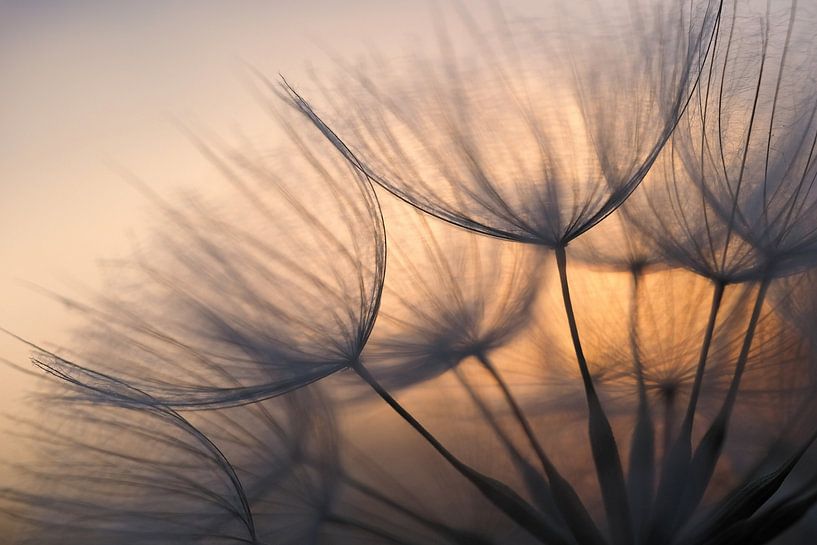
[625,0,817,282]
[361,201,544,391]
[26,108,386,410]
[4,376,339,545]
[283,0,720,247]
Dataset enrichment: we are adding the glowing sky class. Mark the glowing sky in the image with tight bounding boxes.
[1,0,518,466]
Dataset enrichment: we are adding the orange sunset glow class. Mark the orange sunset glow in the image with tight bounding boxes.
[3,1,817,544]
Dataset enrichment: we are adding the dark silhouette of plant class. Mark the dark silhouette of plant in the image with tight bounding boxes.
[18,111,387,410]
[2,352,340,545]
[283,2,721,543]
[606,2,817,541]
[6,1,817,545]
[362,203,543,392]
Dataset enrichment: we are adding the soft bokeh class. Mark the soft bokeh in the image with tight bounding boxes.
[1,0,529,475]
[5,2,817,544]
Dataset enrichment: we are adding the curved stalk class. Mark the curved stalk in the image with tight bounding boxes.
[453,367,564,521]
[678,276,771,527]
[475,352,606,545]
[554,244,632,545]
[648,279,725,542]
[627,269,654,544]
[351,360,572,545]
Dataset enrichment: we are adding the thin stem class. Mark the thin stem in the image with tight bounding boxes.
[454,366,535,467]
[629,270,648,407]
[660,386,678,466]
[554,245,632,545]
[678,276,772,522]
[648,279,725,543]
[650,276,772,542]
[454,367,563,520]
[461,360,604,545]
[476,352,549,472]
[554,246,596,393]
[720,276,771,418]
[679,279,726,440]
[351,360,569,545]
[351,361,469,476]
[627,269,654,543]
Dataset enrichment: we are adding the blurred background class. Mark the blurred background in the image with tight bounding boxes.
[6,2,817,543]
[1,0,549,470]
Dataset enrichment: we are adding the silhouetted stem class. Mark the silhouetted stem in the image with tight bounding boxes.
[627,269,654,543]
[475,353,606,545]
[648,279,724,543]
[679,276,771,524]
[629,270,649,404]
[476,353,549,473]
[454,367,532,463]
[351,360,570,545]
[554,246,595,391]
[719,277,771,421]
[554,245,633,545]
[680,279,726,440]
[677,419,817,545]
[727,456,817,545]
[454,367,564,521]
[660,387,678,465]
